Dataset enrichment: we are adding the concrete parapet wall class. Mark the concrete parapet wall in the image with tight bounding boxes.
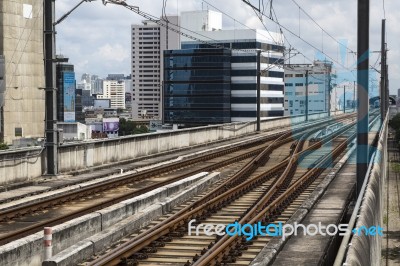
[344,119,387,266]
[0,148,44,186]
[43,172,220,266]
[0,111,344,185]
[0,232,43,266]
[0,172,214,266]
[57,122,254,172]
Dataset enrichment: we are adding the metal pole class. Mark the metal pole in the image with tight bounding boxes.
[335,88,336,111]
[305,70,309,121]
[328,75,331,116]
[256,50,261,131]
[356,0,370,197]
[380,19,386,121]
[44,227,53,260]
[44,0,58,175]
[386,63,389,113]
[354,80,356,112]
[343,85,346,113]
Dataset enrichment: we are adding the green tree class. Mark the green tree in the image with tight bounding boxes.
[133,125,149,134]
[118,119,149,136]
[389,113,400,141]
[0,143,9,150]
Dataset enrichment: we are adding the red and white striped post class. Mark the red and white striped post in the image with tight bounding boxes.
[43,227,53,260]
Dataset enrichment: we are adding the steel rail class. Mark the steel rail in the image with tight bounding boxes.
[0,137,273,245]
[193,138,349,265]
[0,133,278,222]
[87,145,291,265]
[1,114,347,221]
[88,118,355,266]
[1,115,355,245]
[193,114,380,265]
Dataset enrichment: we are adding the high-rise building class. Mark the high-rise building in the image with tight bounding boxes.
[82,90,94,107]
[75,88,85,123]
[89,75,104,95]
[163,28,285,125]
[131,16,180,120]
[97,80,126,109]
[0,1,45,142]
[91,78,104,95]
[81,73,91,84]
[180,10,222,32]
[56,61,77,122]
[284,61,333,116]
[107,74,125,81]
[77,80,91,92]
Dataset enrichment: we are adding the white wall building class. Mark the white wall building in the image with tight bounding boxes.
[77,80,91,91]
[97,80,126,109]
[180,10,222,34]
[57,122,91,141]
[284,61,333,116]
[131,16,180,119]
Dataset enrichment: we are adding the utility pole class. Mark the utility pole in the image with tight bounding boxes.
[256,50,261,131]
[305,70,309,121]
[386,63,389,111]
[380,19,386,121]
[43,0,95,175]
[44,0,58,175]
[354,80,356,111]
[356,0,370,197]
[328,74,331,117]
[343,85,346,113]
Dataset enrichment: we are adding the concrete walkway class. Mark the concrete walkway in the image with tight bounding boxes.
[381,136,400,265]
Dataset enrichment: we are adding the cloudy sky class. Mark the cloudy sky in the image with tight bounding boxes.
[55,0,398,95]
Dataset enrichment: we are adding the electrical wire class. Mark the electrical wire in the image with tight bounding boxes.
[201,0,283,45]
[162,0,169,22]
[250,7,280,45]
[244,0,355,72]
[107,0,281,56]
[269,13,349,70]
[290,0,356,55]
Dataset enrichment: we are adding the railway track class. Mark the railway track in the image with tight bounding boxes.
[0,115,355,245]
[86,114,372,266]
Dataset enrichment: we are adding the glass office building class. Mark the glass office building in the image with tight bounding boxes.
[164,48,232,124]
[163,29,285,125]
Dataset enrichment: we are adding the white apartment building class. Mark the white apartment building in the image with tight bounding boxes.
[131,16,180,119]
[97,80,126,109]
[284,61,333,116]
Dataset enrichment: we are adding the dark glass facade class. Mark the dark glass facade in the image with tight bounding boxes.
[182,41,284,53]
[82,90,94,107]
[75,89,85,123]
[164,49,232,124]
[56,64,75,122]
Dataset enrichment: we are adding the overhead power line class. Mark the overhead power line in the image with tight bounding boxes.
[103,0,285,57]
[201,0,283,45]
[290,0,357,55]
[242,0,354,72]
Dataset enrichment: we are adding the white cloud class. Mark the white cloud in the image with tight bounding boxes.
[95,44,129,62]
